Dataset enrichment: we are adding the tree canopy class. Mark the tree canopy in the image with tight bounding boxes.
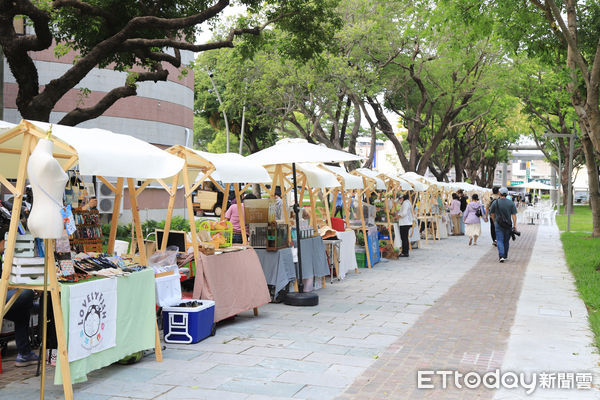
[0,0,341,125]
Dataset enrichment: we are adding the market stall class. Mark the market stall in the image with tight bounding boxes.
[377,173,414,254]
[349,168,386,268]
[247,138,362,306]
[320,165,364,274]
[259,162,340,290]
[0,119,184,398]
[355,169,397,249]
[161,146,272,321]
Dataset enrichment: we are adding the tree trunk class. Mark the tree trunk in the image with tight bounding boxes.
[581,134,600,236]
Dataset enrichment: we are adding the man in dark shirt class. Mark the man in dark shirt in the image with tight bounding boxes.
[489,187,518,263]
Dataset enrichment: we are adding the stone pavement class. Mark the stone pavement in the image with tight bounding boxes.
[336,224,538,400]
[0,221,598,399]
[494,223,600,400]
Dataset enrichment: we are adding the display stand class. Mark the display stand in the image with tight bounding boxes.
[70,208,103,253]
[0,120,173,399]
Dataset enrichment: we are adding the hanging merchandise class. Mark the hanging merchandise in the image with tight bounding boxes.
[55,229,71,253]
[61,205,77,235]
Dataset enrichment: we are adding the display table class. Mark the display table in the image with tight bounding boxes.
[322,238,342,283]
[55,269,156,384]
[296,236,330,282]
[192,247,271,322]
[393,222,420,250]
[336,230,357,279]
[255,247,296,300]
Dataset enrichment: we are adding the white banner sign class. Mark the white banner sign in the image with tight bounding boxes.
[68,278,117,362]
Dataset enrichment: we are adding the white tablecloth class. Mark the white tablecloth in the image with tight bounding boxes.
[336,230,357,279]
[393,222,421,249]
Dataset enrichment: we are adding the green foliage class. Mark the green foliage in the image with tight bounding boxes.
[355,230,365,247]
[193,115,218,150]
[207,130,240,153]
[561,232,600,351]
[168,216,191,232]
[101,223,132,245]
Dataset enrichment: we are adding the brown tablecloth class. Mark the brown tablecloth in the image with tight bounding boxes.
[192,247,271,322]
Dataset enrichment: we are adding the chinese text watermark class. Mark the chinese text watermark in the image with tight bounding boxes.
[417,370,593,394]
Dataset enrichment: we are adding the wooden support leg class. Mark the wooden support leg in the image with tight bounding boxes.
[333,246,340,280]
[46,240,74,400]
[154,321,163,362]
[253,307,258,317]
[358,195,372,269]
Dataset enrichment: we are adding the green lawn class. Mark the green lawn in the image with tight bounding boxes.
[556,205,593,232]
[557,204,600,350]
[560,232,600,351]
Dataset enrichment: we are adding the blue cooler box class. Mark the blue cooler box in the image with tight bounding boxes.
[162,299,216,344]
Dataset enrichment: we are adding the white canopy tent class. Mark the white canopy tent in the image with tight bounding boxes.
[320,165,364,190]
[514,181,555,190]
[383,174,414,191]
[191,149,271,184]
[0,120,184,180]
[295,163,341,189]
[455,181,478,192]
[354,168,387,190]
[399,173,430,191]
[247,138,363,165]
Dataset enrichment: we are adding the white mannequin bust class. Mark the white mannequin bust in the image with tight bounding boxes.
[27,138,68,239]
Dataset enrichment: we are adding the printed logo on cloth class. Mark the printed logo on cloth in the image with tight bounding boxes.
[68,278,117,361]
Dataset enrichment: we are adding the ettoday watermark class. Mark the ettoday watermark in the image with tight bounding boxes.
[417,370,593,394]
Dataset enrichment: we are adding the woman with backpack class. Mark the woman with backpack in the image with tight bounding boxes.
[463,193,487,245]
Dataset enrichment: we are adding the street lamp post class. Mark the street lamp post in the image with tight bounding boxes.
[207,71,230,152]
[552,140,562,215]
[546,125,577,232]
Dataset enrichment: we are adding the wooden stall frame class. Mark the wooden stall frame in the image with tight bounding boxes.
[161,145,262,315]
[319,166,362,273]
[0,121,163,400]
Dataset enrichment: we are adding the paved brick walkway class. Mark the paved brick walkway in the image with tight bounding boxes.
[0,346,49,388]
[336,225,538,400]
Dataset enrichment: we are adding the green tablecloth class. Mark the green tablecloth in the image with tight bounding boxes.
[55,268,156,384]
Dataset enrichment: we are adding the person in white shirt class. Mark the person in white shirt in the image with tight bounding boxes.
[397,193,413,257]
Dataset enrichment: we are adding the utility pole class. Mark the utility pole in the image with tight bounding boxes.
[551,139,562,214]
[546,126,577,231]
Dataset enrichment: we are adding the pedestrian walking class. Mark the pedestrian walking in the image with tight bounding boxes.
[486,187,499,246]
[463,194,487,245]
[457,189,468,234]
[449,193,462,236]
[489,187,518,263]
[397,193,413,257]
[334,191,343,217]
